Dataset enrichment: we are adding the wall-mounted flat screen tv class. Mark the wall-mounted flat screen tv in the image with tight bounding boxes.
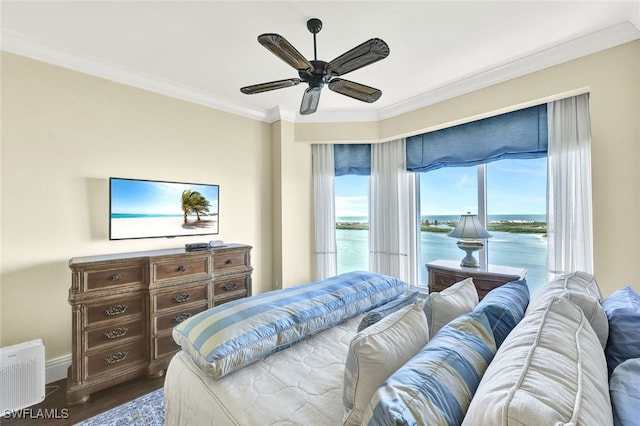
[109,177,219,240]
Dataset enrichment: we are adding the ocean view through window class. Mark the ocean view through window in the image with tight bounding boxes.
[335,157,548,295]
[337,213,547,292]
[335,175,369,273]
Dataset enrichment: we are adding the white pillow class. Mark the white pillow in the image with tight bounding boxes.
[342,302,429,426]
[463,296,613,426]
[423,277,478,337]
[527,271,608,348]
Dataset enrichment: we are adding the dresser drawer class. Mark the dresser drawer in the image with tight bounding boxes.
[84,265,145,291]
[86,320,145,350]
[213,251,249,271]
[427,260,525,301]
[213,275,248,296]
[430,270,461,290]
[472,276,517,299]
[86,340,145,378]
[153,284,208,312]
[214,292,247,307]
[154,334,181,359]
[152,256,210,282]
[86,295,144,325]
[154,303,208,333]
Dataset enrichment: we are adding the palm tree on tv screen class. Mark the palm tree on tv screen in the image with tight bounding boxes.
[181,189,211,223]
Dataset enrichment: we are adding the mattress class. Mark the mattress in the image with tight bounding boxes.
[164,314,363,425]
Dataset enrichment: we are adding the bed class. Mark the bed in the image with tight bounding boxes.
[164,314,362,425]
[164,271,408,425]
[164,271,629,426]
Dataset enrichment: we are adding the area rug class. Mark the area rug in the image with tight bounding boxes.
[74,387,164,426]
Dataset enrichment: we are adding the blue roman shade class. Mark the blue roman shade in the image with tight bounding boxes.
[334,144,371,176]
[406,104,548,172]
[332,104,547,176]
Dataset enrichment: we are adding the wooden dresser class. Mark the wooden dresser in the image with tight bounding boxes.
[67,244,252,404]
[426,259,526,300]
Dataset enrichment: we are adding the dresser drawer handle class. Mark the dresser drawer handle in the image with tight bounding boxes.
[105,304,127,316]
[223,283,237,291]
[174,293,190,303]
[105,351,128,364]
[104,327,128,339]
[174,312,192,323]
[225,259,233,265]
[111,273,121,281]
[177,265,186,272]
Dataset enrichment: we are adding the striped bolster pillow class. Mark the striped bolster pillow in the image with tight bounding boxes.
[361,309,497,426]
[172,271,407,378]
[473,279,529,348]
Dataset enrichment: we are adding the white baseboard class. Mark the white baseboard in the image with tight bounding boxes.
[46,354,71,384]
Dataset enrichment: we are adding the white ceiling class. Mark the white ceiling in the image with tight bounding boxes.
[2,1,639,123]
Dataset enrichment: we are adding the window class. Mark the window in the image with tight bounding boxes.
[419,166,478,284]
[419,157,548,292]
[335,175,369,274]
[486,157,547,291]
[331,104,550,288]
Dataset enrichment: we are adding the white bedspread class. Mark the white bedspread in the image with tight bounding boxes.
[164,315,363,425]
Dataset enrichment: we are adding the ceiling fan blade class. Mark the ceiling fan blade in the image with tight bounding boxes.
[328,78,382,103]
[240,78,301,94]
[258,34,313,71]
[328,38,390,76]
[300,86,322,115]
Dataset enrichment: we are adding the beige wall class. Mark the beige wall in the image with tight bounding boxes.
[0,53,274,359]
[271,120,314,289]
[1,39,639,366]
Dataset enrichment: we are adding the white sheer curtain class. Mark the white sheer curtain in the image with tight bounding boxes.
[312,144,337,279]
[369,138,418,283]
[547,93,593,278]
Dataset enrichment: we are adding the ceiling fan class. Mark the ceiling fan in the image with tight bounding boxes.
[240,18,390,115]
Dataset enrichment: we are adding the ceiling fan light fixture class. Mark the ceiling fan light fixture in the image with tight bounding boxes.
[300,86,322,115]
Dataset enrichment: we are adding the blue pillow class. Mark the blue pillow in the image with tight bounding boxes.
[610,358,640,426]
[361,309,496,426]
[474,280,529,347]
[602,285,640,374]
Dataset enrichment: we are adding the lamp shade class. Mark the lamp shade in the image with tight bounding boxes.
[448,213,492,239]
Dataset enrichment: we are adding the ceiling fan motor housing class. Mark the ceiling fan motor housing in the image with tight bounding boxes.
[300,60,331,88]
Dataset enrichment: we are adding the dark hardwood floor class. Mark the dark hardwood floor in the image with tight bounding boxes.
[1,375,165,425]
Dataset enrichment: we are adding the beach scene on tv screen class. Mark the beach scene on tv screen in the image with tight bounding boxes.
[110,179,219,239]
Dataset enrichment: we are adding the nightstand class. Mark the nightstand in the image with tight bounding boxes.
[426,259,527,300]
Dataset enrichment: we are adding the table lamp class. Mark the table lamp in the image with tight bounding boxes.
[448,212,492,267]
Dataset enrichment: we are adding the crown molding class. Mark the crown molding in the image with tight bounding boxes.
[265,106,297,123]
[295,108,380,123]
[378,20,640,120]
[0,29,270,122]
[3,20,639,124]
